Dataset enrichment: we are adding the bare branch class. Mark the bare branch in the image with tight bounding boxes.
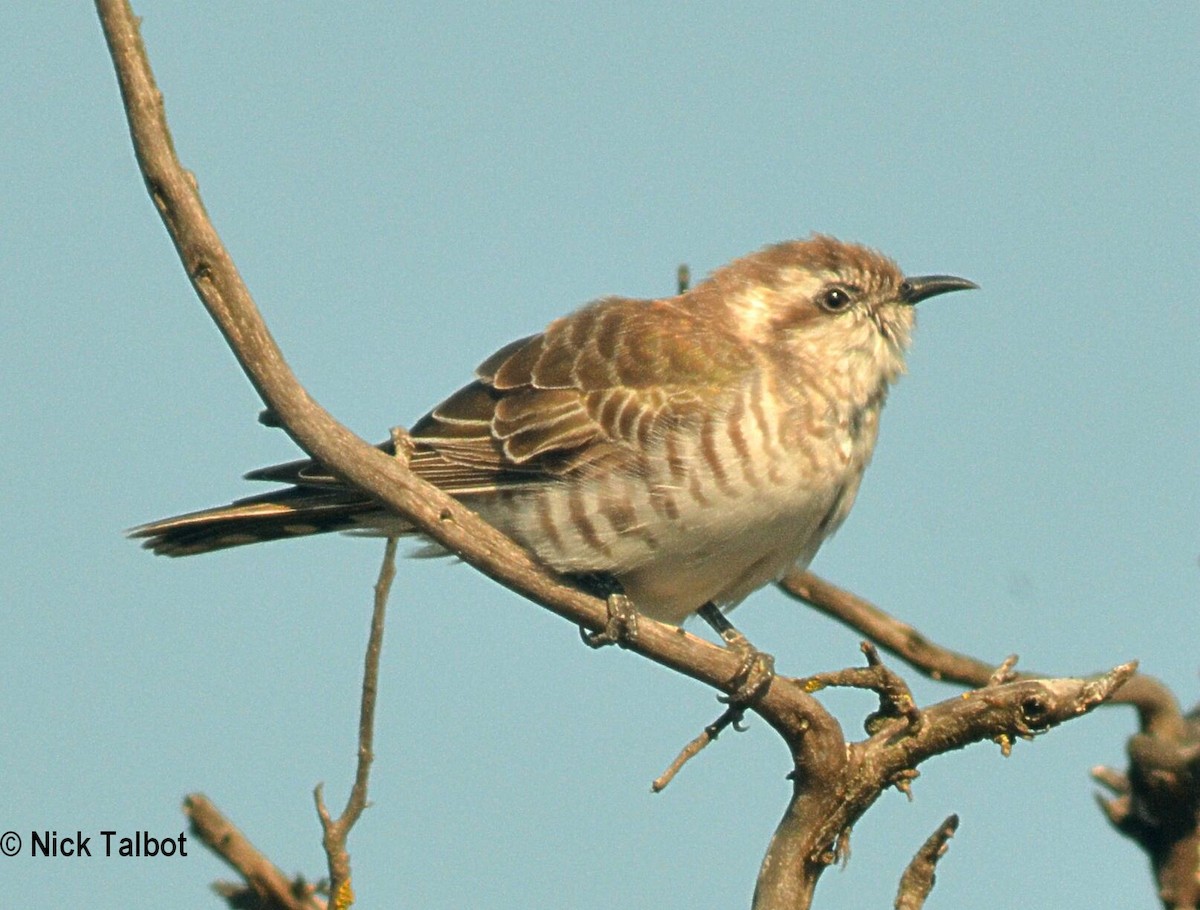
[894,814,959,910]
[313,538,398,907]
[183,794,320,910]
[779,569,1176,716]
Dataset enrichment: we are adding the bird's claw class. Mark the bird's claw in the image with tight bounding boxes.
[696,603,774,705]
[581,592,639,649]
[718,628,776,706]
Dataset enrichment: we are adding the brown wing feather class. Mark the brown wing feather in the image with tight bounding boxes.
[238,295,754,499]
[405,295,754,493]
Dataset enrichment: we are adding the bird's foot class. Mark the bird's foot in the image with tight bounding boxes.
[578,575,640,648]
[697,603,775,706]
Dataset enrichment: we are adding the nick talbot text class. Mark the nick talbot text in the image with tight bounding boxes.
[29,830,188,858]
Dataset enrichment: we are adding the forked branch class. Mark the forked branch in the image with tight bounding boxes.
[779,569,1175,716]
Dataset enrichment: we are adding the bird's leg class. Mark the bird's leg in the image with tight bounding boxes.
[697,603,775,705]
[576,574,640,649]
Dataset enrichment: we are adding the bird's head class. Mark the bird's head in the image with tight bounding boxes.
[696,234,977,389]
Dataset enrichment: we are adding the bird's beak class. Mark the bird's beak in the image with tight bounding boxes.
[899,275,979,305]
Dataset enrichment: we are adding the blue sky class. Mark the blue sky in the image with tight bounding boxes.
[3,3,1197,907]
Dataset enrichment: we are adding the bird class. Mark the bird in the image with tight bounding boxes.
[131,235,976,627]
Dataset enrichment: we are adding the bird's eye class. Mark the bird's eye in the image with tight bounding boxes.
[819,286,854,313]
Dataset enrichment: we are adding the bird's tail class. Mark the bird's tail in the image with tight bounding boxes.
[128,488,395,557]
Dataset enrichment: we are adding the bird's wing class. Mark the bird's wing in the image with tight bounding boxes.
[247,296,754,497]
[401,296,755,495]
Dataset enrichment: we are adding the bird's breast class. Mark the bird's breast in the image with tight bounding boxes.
[479,390,879,623]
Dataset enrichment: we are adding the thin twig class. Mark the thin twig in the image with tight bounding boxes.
[987,654,1020,687]
[314,537,397,909]
[652,705,745,792]
[894,814,959,910]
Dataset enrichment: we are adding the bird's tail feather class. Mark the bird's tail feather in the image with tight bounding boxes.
[128,488,399,557]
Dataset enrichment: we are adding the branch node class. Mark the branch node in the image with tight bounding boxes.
[389,426,415,467]
[835,826,852,867]
[313,783,332,826]
[890,768,921,801]
[993,732,1014,757]
[988,654,1020,687]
